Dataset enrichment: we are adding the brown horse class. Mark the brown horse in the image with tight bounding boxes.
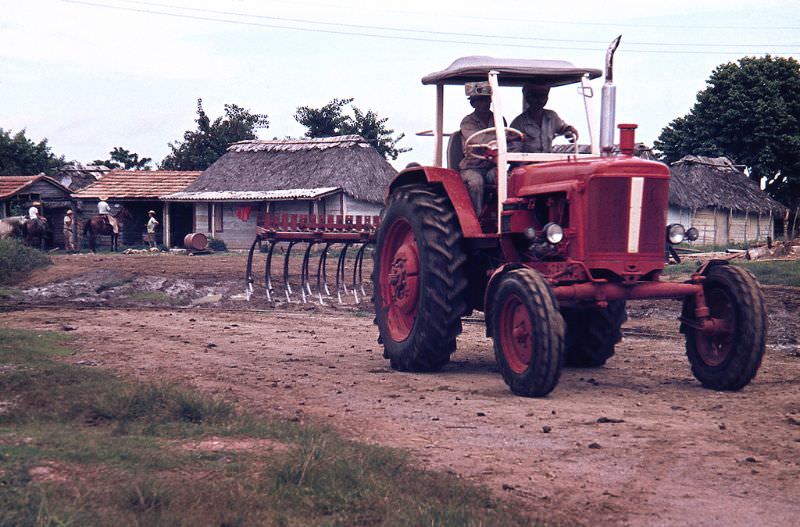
[83,208,130,252]
[22,218,53,250]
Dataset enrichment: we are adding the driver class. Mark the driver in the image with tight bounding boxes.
[510,84,578,153]
[459,81,501,215]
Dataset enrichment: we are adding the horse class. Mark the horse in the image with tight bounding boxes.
[83,207,130,252]
[0,216,27,240]
[22,218,53,250]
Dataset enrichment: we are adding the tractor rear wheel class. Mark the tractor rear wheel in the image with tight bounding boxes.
[562,301,627,367]
[682,264,767,390]
[491,269,565,397]
[373,184,468,371]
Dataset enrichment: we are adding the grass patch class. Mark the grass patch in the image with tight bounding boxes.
[125,291,176,305]
[0,238,51,284]
[0,286,18,298]
[0,328,540,526]
[662,259,800,287]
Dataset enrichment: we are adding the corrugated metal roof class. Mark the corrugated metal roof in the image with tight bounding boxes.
[228,135,368,153]
[73,170,202,199]
[164,187,341,201]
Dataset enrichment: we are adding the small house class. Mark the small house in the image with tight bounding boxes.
[0,174,74,247]
[72,170,202,248]
[668,156,787,245]
[164,135,396,249]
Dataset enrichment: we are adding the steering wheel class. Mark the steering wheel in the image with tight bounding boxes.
[464,126,525,160]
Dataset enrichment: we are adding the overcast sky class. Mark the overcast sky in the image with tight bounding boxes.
[2,0,799,170]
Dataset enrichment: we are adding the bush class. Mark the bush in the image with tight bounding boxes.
[0,238,51,283]
[207,237,228,252]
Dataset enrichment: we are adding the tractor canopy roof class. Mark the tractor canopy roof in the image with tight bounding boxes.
[421,56,602,87]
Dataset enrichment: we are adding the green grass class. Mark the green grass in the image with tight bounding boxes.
[125,291,176,305]
[662,259,800,286]
[0,238,51,284]
[0,287,18,298]
[0,329,540,527]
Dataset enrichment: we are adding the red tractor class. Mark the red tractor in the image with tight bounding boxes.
[372,38,767,397]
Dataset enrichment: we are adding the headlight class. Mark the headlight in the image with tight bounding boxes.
[686,227,699,242]
[544,223,564,244]
[667,224,686,244]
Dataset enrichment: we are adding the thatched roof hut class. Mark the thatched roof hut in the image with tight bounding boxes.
[178,135,396,203]
[669,155,786,215]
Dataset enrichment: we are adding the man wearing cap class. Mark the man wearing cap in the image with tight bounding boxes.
[97,196,119,235]
[459,81,501,215]
[146,210,159,249]
[28,202,43,221]
[63,209,76,251]
[511,84,578,153]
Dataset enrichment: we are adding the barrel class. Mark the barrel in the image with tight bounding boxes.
[183,232,208,251]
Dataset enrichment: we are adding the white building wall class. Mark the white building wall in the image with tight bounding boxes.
[343,195,383,217]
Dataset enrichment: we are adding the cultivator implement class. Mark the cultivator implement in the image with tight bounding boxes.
[245,213,380,304]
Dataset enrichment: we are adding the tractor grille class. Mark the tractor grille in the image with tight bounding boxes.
[586,177,669,256]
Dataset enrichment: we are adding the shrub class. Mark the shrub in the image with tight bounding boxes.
[0,238,51,283]
[207,237,228,252]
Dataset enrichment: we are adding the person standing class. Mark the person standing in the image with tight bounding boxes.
[146,210,159,250]
[63,209,76,251]
[97,196,119,234]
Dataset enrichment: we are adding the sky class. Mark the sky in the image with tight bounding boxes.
[2,0,799,171]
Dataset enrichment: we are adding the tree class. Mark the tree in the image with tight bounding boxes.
[0,128,65,176]
[295,98,410,160]
[160,99,269,170]
[93,147,152,170]
[654,55,800,207]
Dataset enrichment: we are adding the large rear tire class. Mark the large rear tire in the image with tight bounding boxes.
[562,301,627,367]
[491,269,565,397]
[682,264,767,390]
[372,185,468,371]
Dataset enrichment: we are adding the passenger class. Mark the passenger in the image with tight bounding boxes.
[459,81,498,216]
[510,84,578,153]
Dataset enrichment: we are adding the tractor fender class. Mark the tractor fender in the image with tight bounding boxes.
[483,263,527,337]
[387,166,483,238]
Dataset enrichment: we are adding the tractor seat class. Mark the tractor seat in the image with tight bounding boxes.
[446,131,464,170]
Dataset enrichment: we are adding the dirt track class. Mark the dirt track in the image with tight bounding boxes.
[2,253,800,526]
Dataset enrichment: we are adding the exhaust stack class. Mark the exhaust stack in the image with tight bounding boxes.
[600,36,622,156]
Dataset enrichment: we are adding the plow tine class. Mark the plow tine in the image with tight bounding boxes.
[245,237,259,300]
[299,242,314,304]
[265,241,276,302]
[316,243,332,305]
[336,243,351,304]
[352,243,369,299]
[284,241,296,302]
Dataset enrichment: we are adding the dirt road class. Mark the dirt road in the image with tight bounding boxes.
[2,253,799,526]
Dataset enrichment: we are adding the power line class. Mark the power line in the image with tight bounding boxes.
[111,0,800,48]
[61,0,800,55]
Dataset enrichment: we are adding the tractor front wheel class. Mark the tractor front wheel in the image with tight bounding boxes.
[491,269,565,397]
[682,265,767,390]
[373,184,468,371]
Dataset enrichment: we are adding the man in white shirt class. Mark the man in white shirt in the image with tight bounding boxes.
[63,209,76,251]
[97,196,119,234]
[28,202,42,221]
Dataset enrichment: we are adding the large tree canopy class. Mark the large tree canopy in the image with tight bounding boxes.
[654,55,800,207]
[93,146,152,170]
[295,98,410,160]
[161,99,269,170]
[0,128,65,176]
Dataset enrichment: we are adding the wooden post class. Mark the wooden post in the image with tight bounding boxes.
[727,208,732,245]
[744,210,749,245]
[164,201,171,247]
[211,202,216,238]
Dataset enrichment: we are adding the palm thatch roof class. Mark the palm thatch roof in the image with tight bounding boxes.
[183,135,396,204]
[669,156,787,215]
[53,163,112,191]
